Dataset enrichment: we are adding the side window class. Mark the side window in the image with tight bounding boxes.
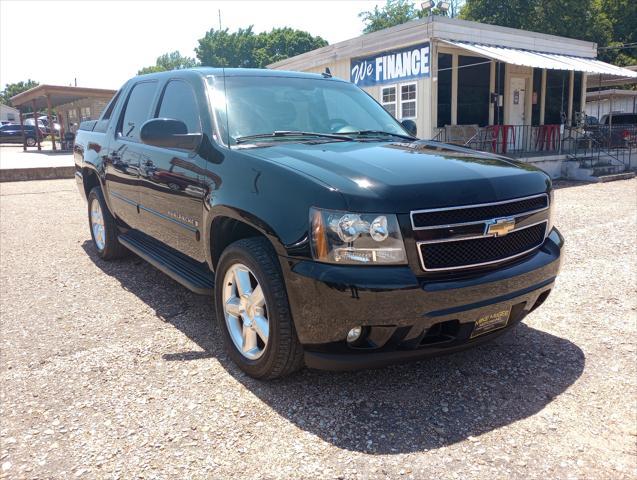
[94,90,123,132]
[157,81,201,134]
[118,81,158,142]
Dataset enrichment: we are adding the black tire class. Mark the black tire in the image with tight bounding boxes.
[25,137,36,147]
[215,237,304,379]
[87,186,128,260]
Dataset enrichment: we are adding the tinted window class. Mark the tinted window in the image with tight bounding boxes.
[118,81,158,141]
[613,114,637,124]
[157,81,201,134]
[94,90,122,133]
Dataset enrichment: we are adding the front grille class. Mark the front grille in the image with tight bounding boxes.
[411,194,548,228]
[419,222,547,271]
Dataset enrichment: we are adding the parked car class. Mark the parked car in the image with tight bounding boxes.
[0,124,44,147]
[599,112,637,125]
[24,117,60,135]
[74,69,563,379]
[37,115,61,134]
[597,112,637,146]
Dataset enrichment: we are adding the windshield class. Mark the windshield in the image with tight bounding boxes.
[208,75,409,146]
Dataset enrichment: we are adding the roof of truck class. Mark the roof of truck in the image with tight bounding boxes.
[132,67,342,82]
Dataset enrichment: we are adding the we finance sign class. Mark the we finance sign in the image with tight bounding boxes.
[350,42,430,87]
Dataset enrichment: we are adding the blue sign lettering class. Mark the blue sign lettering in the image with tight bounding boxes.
[350,42,430,87]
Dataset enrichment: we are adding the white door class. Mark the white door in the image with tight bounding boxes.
[509,77,526,150]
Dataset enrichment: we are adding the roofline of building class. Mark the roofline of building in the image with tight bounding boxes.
[11,85,117,107]
[268,15,597,70]
[586,89,637,101]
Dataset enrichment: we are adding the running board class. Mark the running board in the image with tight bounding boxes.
[118,230,214,295]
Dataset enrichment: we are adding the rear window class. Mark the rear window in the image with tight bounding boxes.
[613,114,637,124]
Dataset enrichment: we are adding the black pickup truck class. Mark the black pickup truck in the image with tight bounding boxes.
[74,68,563,379]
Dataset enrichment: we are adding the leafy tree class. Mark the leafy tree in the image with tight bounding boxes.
[195,26,328,68]
[138,51,198,75]
[0,79,39,106]
[460,0,636,65]
[196,27,259,68]
[359,0,424,33]
[359,0,464,33]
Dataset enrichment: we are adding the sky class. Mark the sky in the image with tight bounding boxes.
[0,0,381,90]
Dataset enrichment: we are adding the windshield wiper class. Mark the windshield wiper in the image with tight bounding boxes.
[340,130,416,141]
[235,131,354,144]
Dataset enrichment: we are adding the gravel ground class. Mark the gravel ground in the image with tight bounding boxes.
[1,178,636,479]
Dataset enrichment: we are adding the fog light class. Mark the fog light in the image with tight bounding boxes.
[347,326,363,343]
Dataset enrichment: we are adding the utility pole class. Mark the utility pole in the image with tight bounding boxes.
[218,9,222,30]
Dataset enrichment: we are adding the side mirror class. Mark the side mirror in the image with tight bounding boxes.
[140,118,202,150]
[401,119,417,137]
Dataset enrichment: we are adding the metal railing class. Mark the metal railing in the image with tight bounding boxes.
[432,124,635,171]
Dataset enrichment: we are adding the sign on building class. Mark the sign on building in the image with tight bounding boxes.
[350,42,430,87]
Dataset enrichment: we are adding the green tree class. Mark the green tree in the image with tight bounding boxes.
[359,0,424,33]
[138,51,198,75]
[358,0,465,33]
[0,79,39,106]
[460,0,636,65]
[195,26,327,68]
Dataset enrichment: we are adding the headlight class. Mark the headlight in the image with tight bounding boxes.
[310,207,407,264]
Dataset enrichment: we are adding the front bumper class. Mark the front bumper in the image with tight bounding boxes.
[280,228,564,370]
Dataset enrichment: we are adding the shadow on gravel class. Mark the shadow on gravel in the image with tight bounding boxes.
[83,241,585,454]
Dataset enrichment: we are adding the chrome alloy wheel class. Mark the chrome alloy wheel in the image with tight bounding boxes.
[90,198,106,251]
[222,263,269,360]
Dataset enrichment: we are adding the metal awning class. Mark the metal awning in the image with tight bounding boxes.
[10,85,116,110]
[440,40,637,77]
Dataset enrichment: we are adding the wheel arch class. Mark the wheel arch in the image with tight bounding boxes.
[205,207,286,272]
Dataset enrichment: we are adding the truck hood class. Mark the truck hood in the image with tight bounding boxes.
[245,141,551,213]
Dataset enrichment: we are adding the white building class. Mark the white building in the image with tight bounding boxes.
[269,16,637,178]
[586,89,637,120]
[0,104,19,123]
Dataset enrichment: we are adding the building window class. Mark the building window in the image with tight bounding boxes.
[437,53,452,127]
[68,110,77,121]
[381,86,397,117]
[7,113,15,121]
[381,83,417,119]
[457,55,490,127]
[80,107,91,121]
[400,83,417,119]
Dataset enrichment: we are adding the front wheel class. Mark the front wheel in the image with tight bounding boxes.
[87,186,128,260]
[215,237,303,379]
[25,137,36,147]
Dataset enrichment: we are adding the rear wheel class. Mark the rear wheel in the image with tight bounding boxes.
[87,186,128,260]
[215,237,303,379]
[25,137,36,147]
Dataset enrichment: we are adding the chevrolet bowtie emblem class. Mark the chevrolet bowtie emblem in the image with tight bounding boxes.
[486,217,516,237]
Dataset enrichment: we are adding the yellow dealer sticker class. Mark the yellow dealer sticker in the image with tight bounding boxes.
[470,308,511,338]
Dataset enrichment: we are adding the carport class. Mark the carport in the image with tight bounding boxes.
[10,85,116,151]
